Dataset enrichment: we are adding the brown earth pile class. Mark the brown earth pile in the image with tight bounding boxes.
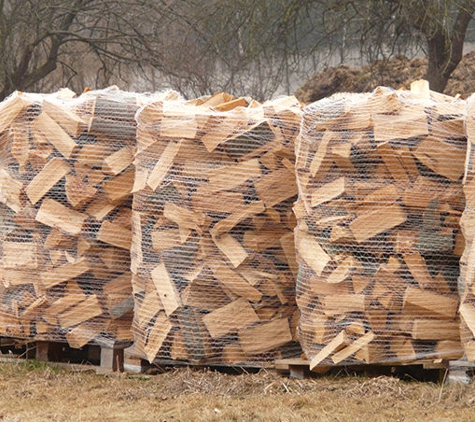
[296,52,475,104]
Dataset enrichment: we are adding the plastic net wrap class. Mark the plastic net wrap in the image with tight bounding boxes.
[0,86,177,348]
[131,93,302,364]
[294,85,466,369]
[460,94,475,362]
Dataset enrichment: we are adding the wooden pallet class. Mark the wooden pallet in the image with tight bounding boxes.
[447,360,475,383]
[0,337,132,373]
[122,343,283,374]
[274,357,472,382]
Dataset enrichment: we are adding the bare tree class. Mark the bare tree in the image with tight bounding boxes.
[0,0,167,100]
[151,0,304,100]
[269,0,475,93]
[0,0,305,101]
[1,0,472,101]
[399,0,475,92]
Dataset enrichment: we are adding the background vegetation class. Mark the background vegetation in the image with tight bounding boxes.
[1,0,474,100]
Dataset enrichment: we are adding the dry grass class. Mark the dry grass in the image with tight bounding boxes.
[0,361,474,422]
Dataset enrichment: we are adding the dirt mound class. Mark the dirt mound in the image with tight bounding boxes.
[296,52,475,104]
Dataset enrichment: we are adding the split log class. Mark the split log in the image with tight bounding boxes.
[131,93,302,365]
[295,84,465,367]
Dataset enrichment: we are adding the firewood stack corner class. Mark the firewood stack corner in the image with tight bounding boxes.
[460,93,475,362]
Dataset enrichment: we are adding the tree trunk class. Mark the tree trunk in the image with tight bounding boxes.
[425,2,475,93]
[426,29,447,92]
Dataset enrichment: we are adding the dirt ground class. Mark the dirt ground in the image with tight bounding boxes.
[295,52,475,104]
[0,360,474,422]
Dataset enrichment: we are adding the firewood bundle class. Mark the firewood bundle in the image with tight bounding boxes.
[460,94,475,362]
[294,83,466,369]
[131,93,302,364]
[0,87,177,348]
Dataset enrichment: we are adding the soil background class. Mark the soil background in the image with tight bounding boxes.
[295,52,475,104]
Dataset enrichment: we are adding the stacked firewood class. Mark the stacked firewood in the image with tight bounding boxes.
[0,87,177,348]
[460,94,475,362]
[131,93,302,364]
[294,83,465,369]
